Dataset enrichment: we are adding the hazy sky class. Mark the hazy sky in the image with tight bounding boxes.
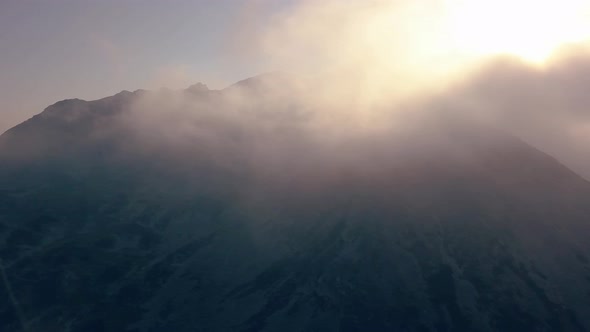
[0,0,295,133]
[2,0,589,135]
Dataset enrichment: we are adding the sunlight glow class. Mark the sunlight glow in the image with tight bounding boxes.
[444,0,590,63]
[259,0,590,104]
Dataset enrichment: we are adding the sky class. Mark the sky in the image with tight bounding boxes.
[0,0,295,133]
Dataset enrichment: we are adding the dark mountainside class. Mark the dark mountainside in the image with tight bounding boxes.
[1,76,590,332]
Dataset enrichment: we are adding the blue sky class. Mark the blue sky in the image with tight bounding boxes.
[0,0,293,132]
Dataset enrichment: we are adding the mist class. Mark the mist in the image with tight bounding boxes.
[158,0,590,180]
[4,2,590,331]
[2,0,590,223]
[444,48,590,179]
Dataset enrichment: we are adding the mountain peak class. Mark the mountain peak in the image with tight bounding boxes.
[226,71,298,90]
[185,82,209,94]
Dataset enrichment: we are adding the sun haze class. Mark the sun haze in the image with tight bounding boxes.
[248,0,590,108]
[443,0,590,63]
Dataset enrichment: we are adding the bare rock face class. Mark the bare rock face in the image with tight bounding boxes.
[1,77,590,332]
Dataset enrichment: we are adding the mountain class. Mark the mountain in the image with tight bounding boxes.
[1,76,590,332]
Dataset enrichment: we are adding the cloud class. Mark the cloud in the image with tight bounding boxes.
[440,46,590,178]
[113,43,590,184]
[231,0,463,107]
[6,0,590,184]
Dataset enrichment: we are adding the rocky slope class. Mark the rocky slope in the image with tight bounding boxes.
[1,77,590,331]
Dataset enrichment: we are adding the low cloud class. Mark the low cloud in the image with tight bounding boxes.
[4,0,590,184]
[441,47,590,178]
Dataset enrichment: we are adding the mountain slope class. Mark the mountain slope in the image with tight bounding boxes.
[1,79,590,332]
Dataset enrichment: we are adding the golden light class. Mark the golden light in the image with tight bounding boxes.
[443,0,590,64]
[257,0,590,105]
[349,0,590,97]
